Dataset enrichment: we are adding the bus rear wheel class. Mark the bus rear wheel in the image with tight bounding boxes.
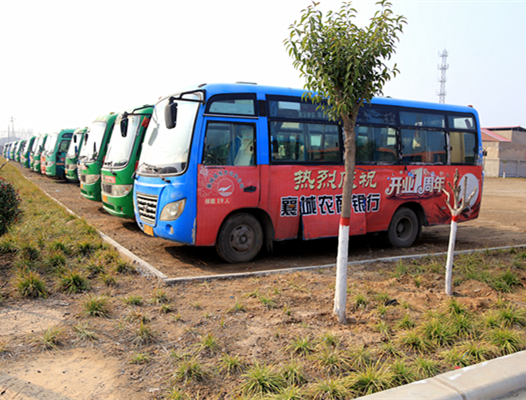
[216,213,263,263]
[387,207,419,248]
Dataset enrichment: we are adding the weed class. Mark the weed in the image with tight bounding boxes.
[347,345,374,369]
[173,357,208,383]
[227,300,246,313]
[420,317,455,346]
[413,275,422,288]
[390,359,417,385]
[309,377,351,400]
[189,301,202,310]
[258,294,278,309]
[315,347,351,374]
[220,353,246,375]
[393,259,408,278]
[280,358,307,385]
[372,291,390,304]
[373,320,390,337]
[123,295,143,306]
[450,313,478,338]
[84,261,105,278]
[497,306,526,328]
[172,313,183,323]
[132,321,156,345]
[441,347,471,368]
[151,288,169,304]
[35,325,64,349]
[198,332,219,353]
[287,335,315,356]
[414,356,442,378]
[130,352,150,364]
[354,293,368,309]
[240,362,285,396]
[351,361,393,396]
[15,270,48,298]
[395,313,415,330]
[398,330,433,353]
[378,341,401,358]
[159,303,173,314]
[99,272,116,287]
[458,340,494,362]
[486,328,525,355]
[126,309,149,324]
[317,331,340,348]
[83,294,110,317]
[445,298,470,316]
[491,269,521,293]
[114,260,134,274]
[58,270,89,294]
[73,323,98,341]
[282,304,291,316]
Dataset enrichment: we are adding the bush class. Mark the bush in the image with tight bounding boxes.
[0,178,21,236]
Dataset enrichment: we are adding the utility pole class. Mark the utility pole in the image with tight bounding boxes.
[438,49,448,104]
[10,116,15,140]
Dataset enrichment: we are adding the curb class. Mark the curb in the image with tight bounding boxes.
[356,350,526,400]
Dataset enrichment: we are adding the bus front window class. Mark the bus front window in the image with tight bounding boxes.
[79,122,106,162]
[138,95,200,175]
[104,115,141,168]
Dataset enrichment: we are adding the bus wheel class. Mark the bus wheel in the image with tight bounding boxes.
[216,213,263,263]
[387,207,419,248]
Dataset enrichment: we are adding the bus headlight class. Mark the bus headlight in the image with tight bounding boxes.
[84,174,100,184]
[111,184,133,197]
[160,199,186,221]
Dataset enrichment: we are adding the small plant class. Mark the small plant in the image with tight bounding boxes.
[198,332,219,353]
[126,309,149,324]
[35,325,64,349]
[115,260,134,274]
[390,359,417,385]
[398,330,433,353]
[491,269,521,292]
[99,272,116,287]
[318,331,340,348]
[73,323,98,341]
[450,313,478,338]
[445,297,470,316]
[280,358,307,386]
[58,270,89,294]
[420,317,455,347]
[123,295,143,306]
[373,320,390,337]
[315,347,350,374]
[173,357,208,383]
[83,294,110,317]
[240,362,285,396]
[287,335,315,356]
[309,377,350,400]
[486,327,524,355]
[159,303,173,314]
[151,288,169,304]
[497,306,526,328]
[220,353,246,375]
[258,294,278,309]
[16,270,48,298]
[0,177,21,236]
[227,299,246,313]
[354,293,368,309]
[414,356,442,378]
[395,313,416,330]
[351,361,393,396]
[378,341,401,358]
[441,347,471,368]
[393,259,408,278]
[130,352,150,364]
[133,321,156,345]
[458,340,494,362]
[348,345,374,370]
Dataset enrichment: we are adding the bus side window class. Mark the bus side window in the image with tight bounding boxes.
[401,129,446,164]
[203,122,255,166]
[450,131,476,165]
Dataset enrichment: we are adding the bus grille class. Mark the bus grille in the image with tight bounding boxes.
[137,193,158,224]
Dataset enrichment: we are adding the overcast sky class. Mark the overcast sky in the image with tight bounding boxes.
[1,0,524,137]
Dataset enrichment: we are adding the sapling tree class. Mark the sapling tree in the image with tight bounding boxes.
[285,1,405,323]
[442,169,478,296]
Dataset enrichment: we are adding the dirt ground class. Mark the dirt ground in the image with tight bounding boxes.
[1,163,526,399]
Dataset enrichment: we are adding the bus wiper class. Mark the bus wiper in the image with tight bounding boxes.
[139,162,171,183]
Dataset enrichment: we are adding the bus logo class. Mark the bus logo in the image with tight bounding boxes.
[217,178,235,197]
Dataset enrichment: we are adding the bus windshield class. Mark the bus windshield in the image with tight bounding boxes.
[31,137,41,152]
[67,131,83,157]
[104,114,141,168]
[44,133,58,153]
[138,94,200,175]
[79,121,106,162]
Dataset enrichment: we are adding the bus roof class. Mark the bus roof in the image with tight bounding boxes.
[163,82,479,116]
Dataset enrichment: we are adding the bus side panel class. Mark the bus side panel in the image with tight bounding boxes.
[195,165,260,246]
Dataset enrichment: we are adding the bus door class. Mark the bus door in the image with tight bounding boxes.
[196,119,260,246]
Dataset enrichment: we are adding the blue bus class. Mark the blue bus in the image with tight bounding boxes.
[133,83,483,263]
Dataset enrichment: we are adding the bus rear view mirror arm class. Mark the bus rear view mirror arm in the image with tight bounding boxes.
[165,97,178,129]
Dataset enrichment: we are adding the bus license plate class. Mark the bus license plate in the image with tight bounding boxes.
[144,225,154,236]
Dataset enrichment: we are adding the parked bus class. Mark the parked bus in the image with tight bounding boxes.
[101,105,153,218]
[15,140,26,163]
[20,136,36,168]
[79,112,117,201]
[42,129,75,178]
[31,134,48,172]
[65,127,88,182]
[3,142,11,158]
[133,83,483,263]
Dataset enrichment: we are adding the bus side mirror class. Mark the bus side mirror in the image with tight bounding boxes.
[84,133,88,144]
[73,135,77,144]
[120,113,129,137]
[165,98,178,129]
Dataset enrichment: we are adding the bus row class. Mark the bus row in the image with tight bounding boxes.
[2,83,484,263]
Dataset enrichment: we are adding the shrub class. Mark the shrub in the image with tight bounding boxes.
[0,178,21,236]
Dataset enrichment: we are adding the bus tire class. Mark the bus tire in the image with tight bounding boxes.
[387,207,419,248]
[216,213,263,263]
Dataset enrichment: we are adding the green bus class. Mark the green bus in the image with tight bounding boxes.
[15,140,26,163]
[42,129,75,178]
[21,136,36,168]
[10,140,19,160]
[65,127,88,182]
[79,112,117,201]
[101,105,153,218]
[32,135,48,173]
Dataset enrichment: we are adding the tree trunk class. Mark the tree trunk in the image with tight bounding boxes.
[333,111,357,323]
[445,216,458,296]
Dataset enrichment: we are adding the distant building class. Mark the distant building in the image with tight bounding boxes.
[482,126,526,178]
